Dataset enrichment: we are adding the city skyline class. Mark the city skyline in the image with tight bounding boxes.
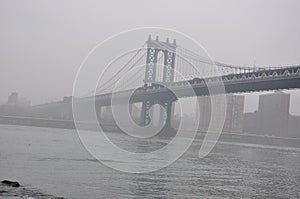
[1,0,300,114]
[2,90,300,116]
[2,90,299,138]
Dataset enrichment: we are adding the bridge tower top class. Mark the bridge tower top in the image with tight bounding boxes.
[146,35,177,52]
[144,35,177,85]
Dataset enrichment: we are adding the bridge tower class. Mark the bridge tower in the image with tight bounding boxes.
[141,35,177,128]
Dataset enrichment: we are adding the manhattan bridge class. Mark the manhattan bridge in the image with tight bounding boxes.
[76,35,300,131]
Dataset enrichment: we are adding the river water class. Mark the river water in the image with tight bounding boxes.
[0,124,299,198]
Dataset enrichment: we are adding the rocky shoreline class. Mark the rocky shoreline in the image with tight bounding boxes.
[0,180,64,199]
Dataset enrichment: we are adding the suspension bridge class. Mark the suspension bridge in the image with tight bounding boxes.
[76,35,300,131]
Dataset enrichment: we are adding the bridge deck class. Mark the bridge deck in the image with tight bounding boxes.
[76,65,300,106]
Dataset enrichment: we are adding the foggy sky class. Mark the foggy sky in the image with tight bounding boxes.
[1,0,300,114]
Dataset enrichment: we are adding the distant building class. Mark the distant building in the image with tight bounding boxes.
[196,94,245,132]
[100,106,114,124]
[224,94,244,132]
[258,91,290,136]
[5,92,30,107]
[172,113,196,130]
[7,92,19,106]
[243,111,260,133]
[243,91,300,138]
[0,92,32,116]
[288,115,300,138]
[196,96,211,131]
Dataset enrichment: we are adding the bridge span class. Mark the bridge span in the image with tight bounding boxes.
[72,36,300,130]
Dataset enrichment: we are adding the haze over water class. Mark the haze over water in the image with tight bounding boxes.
[1,125,299,198]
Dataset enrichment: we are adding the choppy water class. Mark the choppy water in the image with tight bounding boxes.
[0,124,299,198]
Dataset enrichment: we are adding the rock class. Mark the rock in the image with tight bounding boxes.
[1,180,20,187]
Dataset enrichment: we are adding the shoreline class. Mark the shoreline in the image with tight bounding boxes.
[0,181,64,199]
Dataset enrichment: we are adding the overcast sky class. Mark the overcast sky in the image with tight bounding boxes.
[0,0,300,114]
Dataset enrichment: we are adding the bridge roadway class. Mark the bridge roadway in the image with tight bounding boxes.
[76,65,300,106]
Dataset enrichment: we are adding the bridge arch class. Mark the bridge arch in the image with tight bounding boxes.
[272,71,278,77]
[283,70,290,76]
[260,72,267,78]
[251,74,256,79]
